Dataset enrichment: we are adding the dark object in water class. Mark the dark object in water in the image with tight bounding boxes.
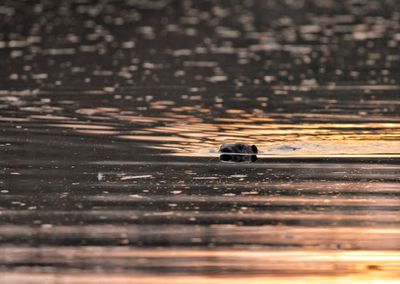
[219,143,258,163]
[219,143,258,154]
[220,153,257,163]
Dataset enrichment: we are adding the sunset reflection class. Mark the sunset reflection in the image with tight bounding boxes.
[1,0,400,283]
[1,249,399,283]
[113,107,400,157]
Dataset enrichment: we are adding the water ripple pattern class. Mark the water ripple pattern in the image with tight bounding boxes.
[0,0,400,283]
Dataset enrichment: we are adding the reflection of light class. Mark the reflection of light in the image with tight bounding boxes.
[1,249,399,283]
[272,84,400,91]
[40,100,400,157]
[119,121,400,156]
[108,105,400,156]
[119,135,199,142]
[77,130,119,135]
[51,123,115,130]
[109,107,398,151]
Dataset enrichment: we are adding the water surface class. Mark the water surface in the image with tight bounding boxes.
[1,0,400,283]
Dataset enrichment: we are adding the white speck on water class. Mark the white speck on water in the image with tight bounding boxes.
[97,172,104,181]
[47,48,76,55]
[208,75,227,82]
[143,62,157,69]
[229,174,248,178]
[121,175,152,180]
[241,191,259,195]
[103,86,115,92]
[9,73,18,80]
[145,212,174,216]
[122,41,135,48]
[129,194,145,199]
[41,224,53,229]
[173,49,192,56]
[10,50,23,58]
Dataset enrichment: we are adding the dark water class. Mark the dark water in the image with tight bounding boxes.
[1,0,400,283]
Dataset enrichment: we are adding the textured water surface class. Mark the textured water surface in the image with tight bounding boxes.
[1,0,400,283]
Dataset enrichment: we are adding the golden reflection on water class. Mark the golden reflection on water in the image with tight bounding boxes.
[121,123,400,157]
[1,249,399,283]
[53,100,400,157]
[120,115,400,157]
[2,0,400,281]
[3,89,399,283]
[4,87,399,158]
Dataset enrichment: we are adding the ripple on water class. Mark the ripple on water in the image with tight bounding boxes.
[1,0,400,282]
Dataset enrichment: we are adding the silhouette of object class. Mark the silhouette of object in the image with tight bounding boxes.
[219,143,258,163]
